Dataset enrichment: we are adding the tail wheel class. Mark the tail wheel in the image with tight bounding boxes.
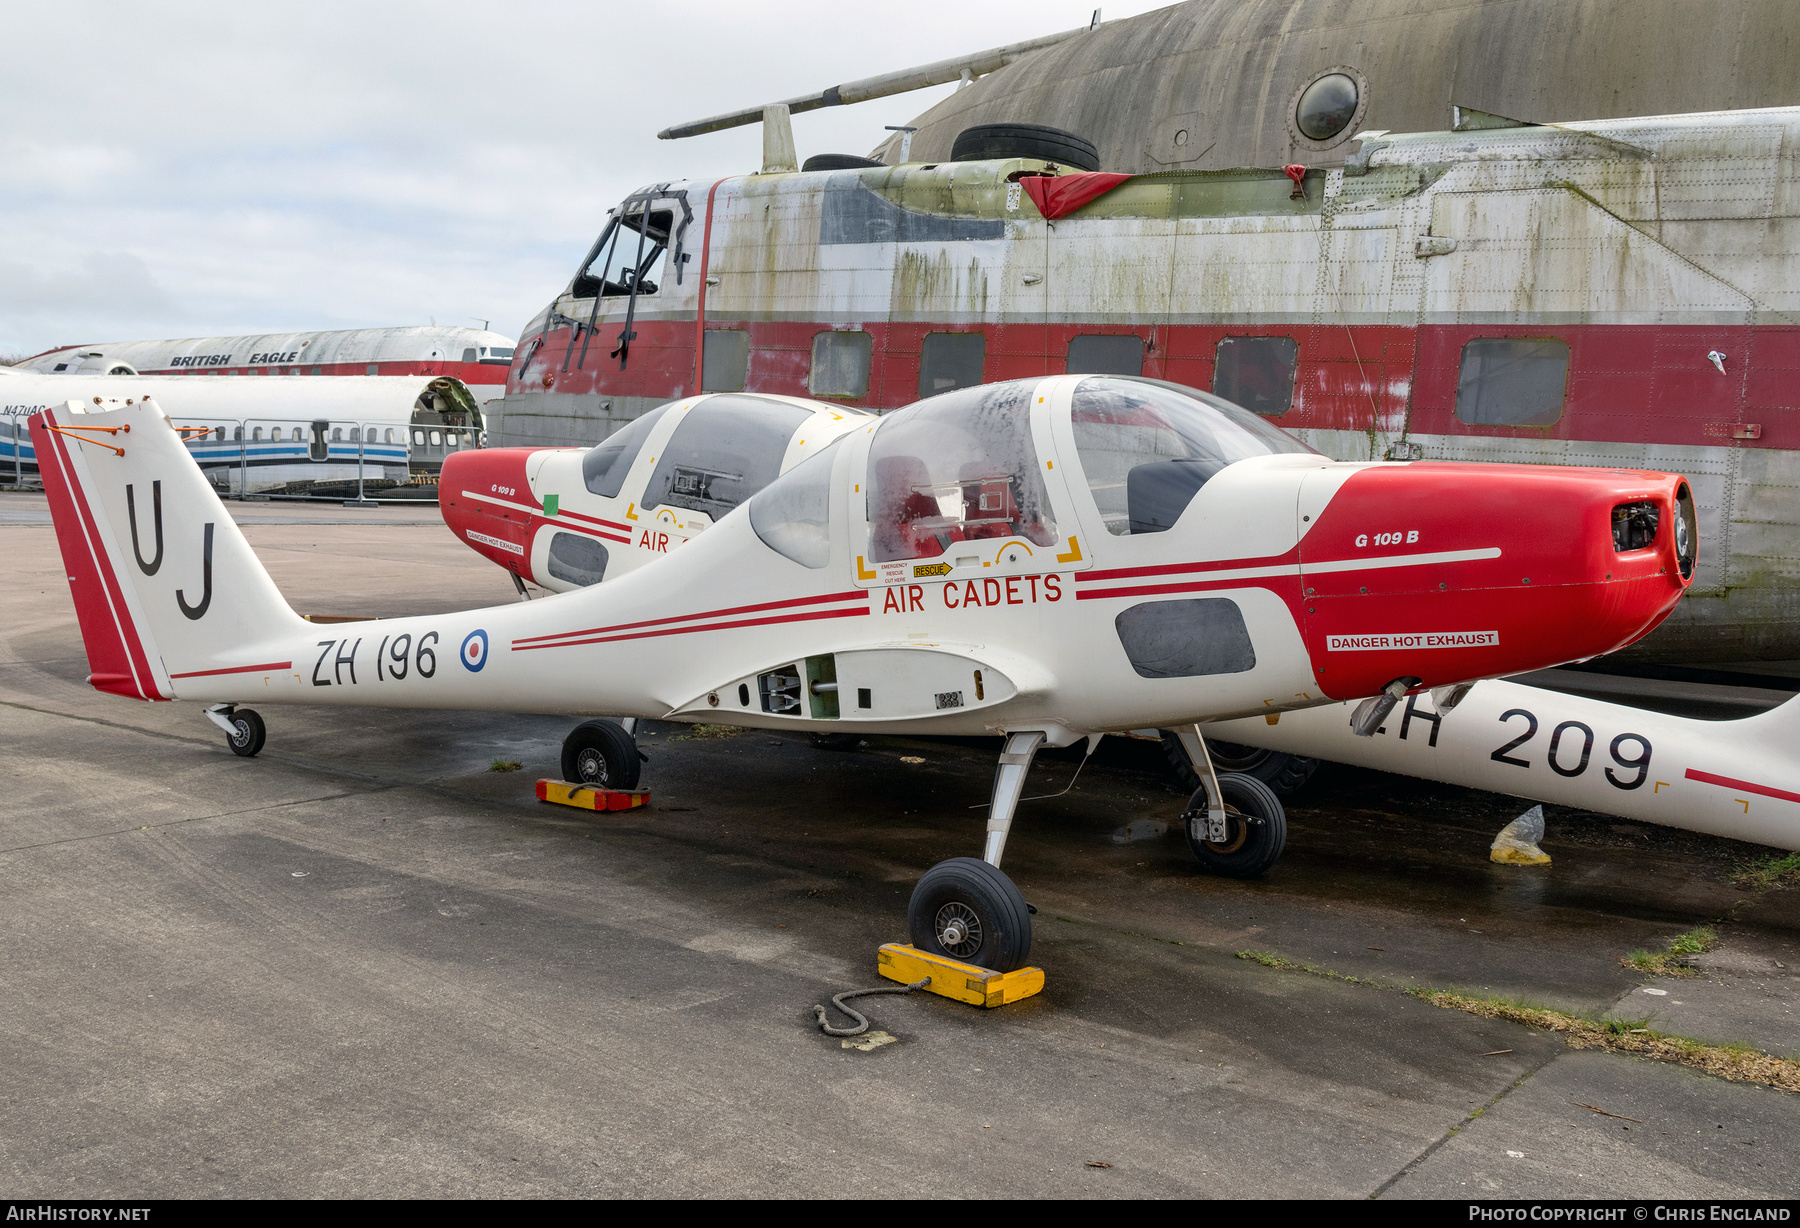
[1159,729,1319,799]
[560,720,641,790]
[1183,772,1287,878]
[226,709,266,758]
[907,857,1032,972]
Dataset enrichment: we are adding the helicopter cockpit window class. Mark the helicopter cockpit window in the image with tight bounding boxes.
[1070,377,1316,535]
[581,404,672,498]
[868,382,1057,563]
[641,395,812,520]
[750,438,842,569]
[573,207,673,299]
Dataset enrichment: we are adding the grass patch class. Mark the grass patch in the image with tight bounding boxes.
[1735,851,1800,891]
[487,759,523,773]
[1236,948,1800,1093]
[1621,925,1719,978]
[670,724,742,741]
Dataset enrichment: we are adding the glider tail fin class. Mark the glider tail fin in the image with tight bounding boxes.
[31,397,306,699]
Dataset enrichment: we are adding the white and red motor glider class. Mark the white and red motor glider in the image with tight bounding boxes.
[31,375,1695,969]
[443,393,872,594]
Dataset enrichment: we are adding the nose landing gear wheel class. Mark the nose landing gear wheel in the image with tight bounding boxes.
[225,709,266,758]
[1183,772,1286,878]
[907,857,1032,972]
[560,719,641,790]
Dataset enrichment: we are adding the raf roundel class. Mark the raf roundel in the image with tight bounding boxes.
[460,629,489,673]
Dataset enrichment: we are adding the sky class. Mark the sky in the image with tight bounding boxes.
[0,0,1176,359]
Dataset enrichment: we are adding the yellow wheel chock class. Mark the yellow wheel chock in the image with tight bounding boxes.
[536,779,651,811]
[877,943,1044,1008]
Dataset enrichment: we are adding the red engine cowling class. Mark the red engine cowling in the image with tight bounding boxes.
[439,448,541,582]
[1299,463,1695,699]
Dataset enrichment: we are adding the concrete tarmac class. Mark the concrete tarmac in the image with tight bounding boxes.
[1,494,1795,1198]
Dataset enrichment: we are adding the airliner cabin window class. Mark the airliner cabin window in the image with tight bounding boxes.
[918,333,986,399]
[1455,338,1570,426]
[641,396,811,520]
[703,329,750,393]
[572,207,673,299]
[1067,334,1145,377]
[580,404,672,498]
[1071,377,1315,535]
[868,382,1056,562]
[809,332,871,399]
[1212,336,1298,416]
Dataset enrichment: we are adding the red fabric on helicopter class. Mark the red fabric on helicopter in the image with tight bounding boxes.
[1020,173,1133,220]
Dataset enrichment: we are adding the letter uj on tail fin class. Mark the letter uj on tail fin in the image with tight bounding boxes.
[32,398,307,700]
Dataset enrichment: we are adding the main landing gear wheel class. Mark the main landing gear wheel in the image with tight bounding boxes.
[226,709,266,758]
[1183,772,1287,878]
[1159,729,1318,799]
[560,720,641,790]
[908,856,1033,972]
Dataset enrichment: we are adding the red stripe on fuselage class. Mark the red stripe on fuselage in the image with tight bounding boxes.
[1685,768,1800,807]
[169,661,293,679]
[514,589,871,647]
[556,507,632,534]
[513,604,869,651]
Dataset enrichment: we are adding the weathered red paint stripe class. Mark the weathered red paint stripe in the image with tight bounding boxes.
[1685,768,1800,807]
[514,604,869,651]
[170,661,293,679]
[690,177,731,396]
[1078,577,1293,602]
[514,588,870,646]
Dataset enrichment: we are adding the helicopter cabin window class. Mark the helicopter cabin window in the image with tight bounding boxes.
[868,381,1056,563]
[1212,336,1298,416]
[749,439,841,569]
[918,333,985,399]
[1455,338,1569,426]
[703,329,751,393]
[547,532,609,587]
[641,395,811,520]
[1067,334,1145,377]
[581,404,672,498]
[1070,377,1315,535]
[809,331,871,399]
[572,207,673,299]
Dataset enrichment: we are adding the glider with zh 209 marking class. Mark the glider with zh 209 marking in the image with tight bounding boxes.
[31,374,1696,970]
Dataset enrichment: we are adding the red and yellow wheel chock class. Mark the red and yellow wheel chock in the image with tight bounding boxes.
[536,779,650,811]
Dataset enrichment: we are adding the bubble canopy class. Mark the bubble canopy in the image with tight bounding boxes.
[749,376,1315,566]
